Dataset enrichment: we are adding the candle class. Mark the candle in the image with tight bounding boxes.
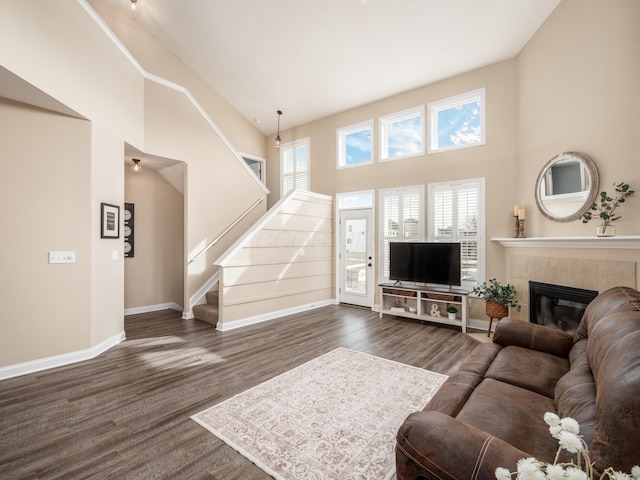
[518,208,526,220]
[513,205,521,216]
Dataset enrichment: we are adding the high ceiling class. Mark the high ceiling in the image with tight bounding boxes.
[94,0,560,136]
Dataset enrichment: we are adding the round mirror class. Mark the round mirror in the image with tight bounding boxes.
[535,152,599,222]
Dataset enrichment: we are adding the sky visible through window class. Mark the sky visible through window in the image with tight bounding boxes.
[345,129,372,166]
[388,116,422,158]
[437,101,481,149]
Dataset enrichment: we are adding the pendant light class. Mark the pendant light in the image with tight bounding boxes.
[275,110,282,148]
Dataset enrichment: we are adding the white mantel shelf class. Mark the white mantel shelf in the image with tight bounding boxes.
[491,236,640,249]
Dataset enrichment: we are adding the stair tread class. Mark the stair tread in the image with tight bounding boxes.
[192,303,218,325]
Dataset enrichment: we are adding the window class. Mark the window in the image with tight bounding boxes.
[241,153,266,183]
[379,186,424,281]
[428,179,484,286]
[281,137,310,196]
[379,106,424,161]
[428,88,485,153]
[337,120,373,168]
[336,190,374,210]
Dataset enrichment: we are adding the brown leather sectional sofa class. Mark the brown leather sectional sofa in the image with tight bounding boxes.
[396,286,640,480]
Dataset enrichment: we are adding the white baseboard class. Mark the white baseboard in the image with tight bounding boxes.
[124,302,183,316]
[0,331,126,381]
[216,298,338,332]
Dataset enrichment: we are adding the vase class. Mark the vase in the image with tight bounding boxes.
[596,225,615,237]
[486,300,508,320]
[448,312,457,320]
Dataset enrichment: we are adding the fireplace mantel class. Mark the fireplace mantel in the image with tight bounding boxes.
[491,235,640,249]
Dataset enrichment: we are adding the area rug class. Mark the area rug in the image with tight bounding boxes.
[192,347,447,480]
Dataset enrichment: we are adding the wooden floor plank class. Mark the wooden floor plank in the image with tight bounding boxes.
[0,305,478,479]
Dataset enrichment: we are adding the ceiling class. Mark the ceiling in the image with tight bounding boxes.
[99,0,560,136]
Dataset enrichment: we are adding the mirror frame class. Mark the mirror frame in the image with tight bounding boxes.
[535,152,599,222]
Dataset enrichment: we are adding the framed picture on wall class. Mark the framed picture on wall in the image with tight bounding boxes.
[101,202,120,239]
[124,202,134,257]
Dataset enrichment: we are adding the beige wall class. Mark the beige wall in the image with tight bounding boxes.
[502,0,640,311]
[265,0,640,319]
[517,0,640,238]
[124,168,184,309]
[266,60,519,319]
[0,0,270,370]
[0,99,93,367]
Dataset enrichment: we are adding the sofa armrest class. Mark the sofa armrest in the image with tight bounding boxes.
[493,318,573,358]
[396,411,528,480]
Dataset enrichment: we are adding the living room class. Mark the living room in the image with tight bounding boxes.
[1,0,639,478]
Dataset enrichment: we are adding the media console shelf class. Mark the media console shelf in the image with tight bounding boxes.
[379,283,469,333]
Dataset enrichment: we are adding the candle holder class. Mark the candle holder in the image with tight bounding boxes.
[518,219,526,238]
[513,215,520,238]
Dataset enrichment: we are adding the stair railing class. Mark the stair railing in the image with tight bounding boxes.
[188,196,265,265]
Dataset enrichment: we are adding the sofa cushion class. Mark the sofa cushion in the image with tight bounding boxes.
[455,378,559,463]
[588,310,640,473]
[485,345,569,398]
[554,339,596,448]
[575,286,640,341]
[424,343,502,417]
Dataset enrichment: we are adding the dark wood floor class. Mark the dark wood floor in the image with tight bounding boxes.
[0,305,479,480]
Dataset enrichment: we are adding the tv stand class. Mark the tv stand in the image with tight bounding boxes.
[378,283,468,333]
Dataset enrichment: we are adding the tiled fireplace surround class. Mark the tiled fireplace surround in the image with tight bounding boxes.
[495,237,640,323]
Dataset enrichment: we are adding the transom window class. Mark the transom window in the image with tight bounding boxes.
[337,120,373,168]
[281,137,310,196]
[428,178,484,286]
[428,88,486,153]
[379,106,424,161]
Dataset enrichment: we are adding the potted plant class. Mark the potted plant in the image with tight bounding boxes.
[471,279,521,334]
[579,181,634,237]
[446,305,458,320]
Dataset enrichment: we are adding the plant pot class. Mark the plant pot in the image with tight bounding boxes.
[596,225,615,237]
[447,312,457,320]
[486,300,508,320]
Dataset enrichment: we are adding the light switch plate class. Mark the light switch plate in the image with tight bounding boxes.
[49,251,76,264]
[112,250,119,261]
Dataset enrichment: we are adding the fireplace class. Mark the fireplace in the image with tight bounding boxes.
[529,281,599,334]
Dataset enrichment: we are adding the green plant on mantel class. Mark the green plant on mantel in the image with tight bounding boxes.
[579,182,635,229]
[471,278,521,311]
[446,305,458,314]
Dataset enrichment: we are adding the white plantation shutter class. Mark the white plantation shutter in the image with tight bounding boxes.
[380,186,423,280]
[429,180,483,285]
[281,138,310,195]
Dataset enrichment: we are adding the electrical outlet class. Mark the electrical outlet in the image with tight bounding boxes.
[49,251,76,264]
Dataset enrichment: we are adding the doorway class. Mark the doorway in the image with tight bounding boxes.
[339,209,374,308]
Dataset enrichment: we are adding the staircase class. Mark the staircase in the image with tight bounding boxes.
[192,290,219,326]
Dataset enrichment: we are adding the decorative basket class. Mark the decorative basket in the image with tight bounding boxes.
[427,293,455,302]
[389,289,416,297]
[486,300,509,319]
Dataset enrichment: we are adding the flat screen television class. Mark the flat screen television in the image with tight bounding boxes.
[389,242,461,287]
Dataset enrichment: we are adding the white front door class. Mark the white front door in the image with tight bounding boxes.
[339,209,374,308]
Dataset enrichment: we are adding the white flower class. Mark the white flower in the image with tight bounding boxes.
[557,430,584,454]
[549,424,563,439]
[631,466,640,480]
[495,467,512,480]
[609,472,632,480]
[517,458,546,480]
[544,412,561,427]
[565,467,588,480]
[559,417,580,435]
[545,464,567,480]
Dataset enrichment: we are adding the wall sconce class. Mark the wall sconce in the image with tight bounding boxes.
[275,110,282,148]
[130,0,138,10]
[132,158,142,171]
